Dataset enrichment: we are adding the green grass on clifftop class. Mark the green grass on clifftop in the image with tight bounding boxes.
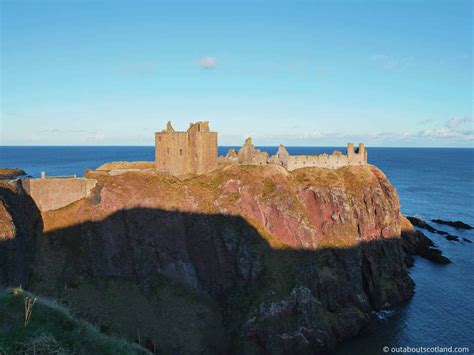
[0,288,150,354]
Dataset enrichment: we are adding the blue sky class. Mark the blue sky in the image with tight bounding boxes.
[1,0,472,147]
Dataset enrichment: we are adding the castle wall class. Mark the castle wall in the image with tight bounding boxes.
[219,149,238,164]
[155,131,189,175]
[236,138,269,165]
[269,145,290,167]
[285,152,365,171]
[188,123,218,174]
[155,121,218,175]
[155,122,366,174]
[22,177,97,212]
[225,139,368,171]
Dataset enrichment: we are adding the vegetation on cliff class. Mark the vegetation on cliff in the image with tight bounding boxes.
[0,288,149,354]
[96,161,156,171]
[0,180,40,287]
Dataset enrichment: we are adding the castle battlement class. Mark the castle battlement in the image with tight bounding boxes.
[155,121,366,175]
[220,138,368,171]
[155,121,218,175]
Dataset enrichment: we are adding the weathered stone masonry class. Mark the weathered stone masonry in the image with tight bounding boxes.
[220,138,368,171]
[22,176,97,212]
[155,121,218,175]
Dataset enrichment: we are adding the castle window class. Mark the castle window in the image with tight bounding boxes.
[167,148,170,154]
[180,149,183,156]
[158,137,162,142]
[198,125,201,132]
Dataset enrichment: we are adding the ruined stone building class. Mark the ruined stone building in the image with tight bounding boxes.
[220,138,367,171]
[155,121,367,174]
[155,121,218,175]
[21,121,368,212]
[236,138,269,165]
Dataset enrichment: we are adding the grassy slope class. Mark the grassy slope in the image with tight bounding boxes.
[0,288,150,354]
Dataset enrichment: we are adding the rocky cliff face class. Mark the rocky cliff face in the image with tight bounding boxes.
[1,164,417,353]
[0,180,41,287]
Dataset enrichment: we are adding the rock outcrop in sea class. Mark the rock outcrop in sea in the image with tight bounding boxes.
[0,164,447,353]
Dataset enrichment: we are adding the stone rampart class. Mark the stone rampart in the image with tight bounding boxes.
[22,177,97,212]
[284,152,365,170]
[222,139,368,171]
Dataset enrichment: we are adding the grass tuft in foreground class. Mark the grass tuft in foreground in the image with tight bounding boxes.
[0,287,150,354]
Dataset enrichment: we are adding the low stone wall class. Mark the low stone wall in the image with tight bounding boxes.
[22,177,97,212]
[286,153,366,171]
[223,139,368,171]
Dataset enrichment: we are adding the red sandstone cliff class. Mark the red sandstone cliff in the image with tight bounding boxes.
[1,165,423,353]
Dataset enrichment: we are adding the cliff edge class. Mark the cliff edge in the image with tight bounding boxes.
[1,164,421,353]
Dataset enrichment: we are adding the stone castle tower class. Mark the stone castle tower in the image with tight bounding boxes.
[155,121,218,175]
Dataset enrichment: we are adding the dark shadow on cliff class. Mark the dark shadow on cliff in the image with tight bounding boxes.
[0,181,42,288]
[25,205,419,354]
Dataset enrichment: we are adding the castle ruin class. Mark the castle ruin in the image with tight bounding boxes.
[20,121,367,212]
[155,121,218,175]
[220,138,367,171]
[154,121,367,174]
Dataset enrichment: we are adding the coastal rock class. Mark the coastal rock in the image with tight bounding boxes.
[0,199,15,241]
[445,235,460,242]
[432,219,473,230]
[406,216,465,244]
[2,164,417,353]
[407,216,446,234]
[400,215,451,265]
[0,168,27,180]
[0,180,41,287]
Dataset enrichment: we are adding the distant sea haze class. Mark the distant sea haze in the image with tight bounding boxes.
[1,146,473,352]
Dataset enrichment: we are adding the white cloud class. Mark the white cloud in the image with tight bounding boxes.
[197,56,217,69]
[418,117,473,141]
[245,116,474,146]
[446,116,472,129]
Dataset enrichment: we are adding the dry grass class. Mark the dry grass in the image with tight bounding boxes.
[96,161,156,171]
[24,295,37,326]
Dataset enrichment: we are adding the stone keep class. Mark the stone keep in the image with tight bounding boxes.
[155,121,218,175]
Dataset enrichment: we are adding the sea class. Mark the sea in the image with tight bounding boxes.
[1,146,473,354]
